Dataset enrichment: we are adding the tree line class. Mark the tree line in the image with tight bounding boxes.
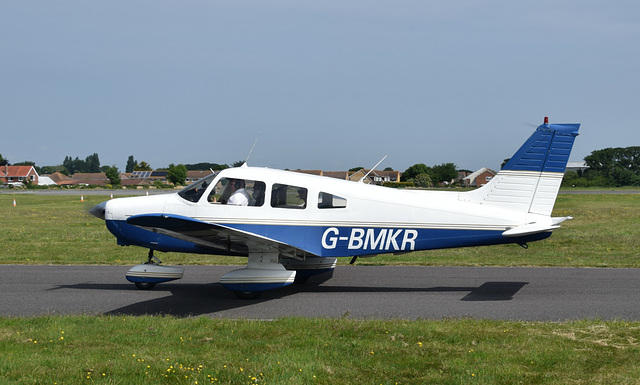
[1,152,236,187]
[564,146,640,187]
[4,146,640,188]
[400,162,459,187]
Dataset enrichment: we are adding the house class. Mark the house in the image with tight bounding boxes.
[292,170,349,180]
[71,173,110,186]
[186,170,216,183]
[566,161,589,174]
[0,165,39,186]
[322,171,349,180]
[463,167,497,187]
[46,172,74,186]
[365,169,401,184]
[348,169,401,185]
[292,170,323,177]
[293,169,399,185]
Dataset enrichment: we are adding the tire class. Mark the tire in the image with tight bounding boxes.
[134,282,156,290]
[234,291,260,299]
[293,275,309,284]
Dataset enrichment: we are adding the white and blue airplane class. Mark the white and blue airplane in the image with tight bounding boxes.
[91,118,580,298]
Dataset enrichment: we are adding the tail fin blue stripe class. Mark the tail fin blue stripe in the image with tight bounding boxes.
[502,123,580,173]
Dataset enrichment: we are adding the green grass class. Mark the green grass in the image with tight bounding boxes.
[2,193,640,384]
[0,194,239,265]
[1,316,640,385]
[1,193,639,267]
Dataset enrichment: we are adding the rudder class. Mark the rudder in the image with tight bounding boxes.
[462,118,580,216]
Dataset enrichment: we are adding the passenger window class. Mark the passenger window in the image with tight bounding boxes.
[208,178,266,206]
[318,192,347,209]
[271,184,307,209]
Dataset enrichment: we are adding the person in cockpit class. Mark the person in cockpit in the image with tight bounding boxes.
[227,179,251,206]
[252,182,266,206]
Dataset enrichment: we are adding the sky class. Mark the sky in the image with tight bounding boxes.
[2,1,639,173]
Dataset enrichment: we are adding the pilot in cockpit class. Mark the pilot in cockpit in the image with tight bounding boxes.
[227,179,251,206]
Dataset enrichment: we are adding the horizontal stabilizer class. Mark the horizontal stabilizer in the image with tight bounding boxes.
[502,217,571,237]
[502,223,559,237]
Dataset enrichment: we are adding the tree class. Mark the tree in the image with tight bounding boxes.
[167,164,187,185]
[413,173,432,187]
[13,161,35,167]
[85,153,101,173]
[185,162,228,171]
[62,154,100,174]
[126,156,137,173]
[430,163,458,185]
[105,166,121,186]
[0,154,6,166]
[401,163,430,182]
[349,167,364,172]
[63,156,74,174]
[134,161,152,171]
[584,146,640,186]
[38,165,67,175]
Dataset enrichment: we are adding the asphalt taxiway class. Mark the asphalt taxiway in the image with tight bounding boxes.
[2,265,640,321]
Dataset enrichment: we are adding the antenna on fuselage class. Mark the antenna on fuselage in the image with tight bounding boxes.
[358,155,388,183]
[244,132,261,166]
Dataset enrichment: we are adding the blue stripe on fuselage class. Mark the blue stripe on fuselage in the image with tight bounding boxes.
[107,219,550,257]
[225,224,551,257]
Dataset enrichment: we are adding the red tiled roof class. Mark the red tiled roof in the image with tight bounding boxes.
[1,165,36,178]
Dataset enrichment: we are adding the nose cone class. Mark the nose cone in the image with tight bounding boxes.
[90,201,107,220]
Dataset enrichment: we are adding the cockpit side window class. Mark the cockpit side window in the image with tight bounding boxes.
[208,178,265,206]
[318,192,347,209]
[177,173,217,203]
[271,184,307,209]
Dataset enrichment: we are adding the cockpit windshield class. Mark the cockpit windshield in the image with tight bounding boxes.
[177,173,218,203]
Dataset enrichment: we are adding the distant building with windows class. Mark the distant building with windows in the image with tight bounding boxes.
[0,165,39,186]
[293,169,400,185]
[463,167,497,187]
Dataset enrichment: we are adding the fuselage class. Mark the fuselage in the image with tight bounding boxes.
[101,166,553,258]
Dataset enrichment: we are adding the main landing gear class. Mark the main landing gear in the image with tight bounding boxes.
[125,250,185,290]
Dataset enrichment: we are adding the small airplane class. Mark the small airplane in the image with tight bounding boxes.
[91,117,580,298]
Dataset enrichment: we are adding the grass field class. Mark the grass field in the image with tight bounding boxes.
[2,316,640,384]
[1,192,640,384]
[1,192,639,267]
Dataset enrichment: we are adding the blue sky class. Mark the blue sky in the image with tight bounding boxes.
[2,1,639,173]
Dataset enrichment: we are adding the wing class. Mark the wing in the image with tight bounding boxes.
[126,213,316,258]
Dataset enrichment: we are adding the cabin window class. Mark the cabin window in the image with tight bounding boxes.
[318,192,347,209]
[271,184,307,209]
[178,173,217,203]
[209,178,265,206]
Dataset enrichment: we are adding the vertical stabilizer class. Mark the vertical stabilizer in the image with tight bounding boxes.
[462,119,580,216]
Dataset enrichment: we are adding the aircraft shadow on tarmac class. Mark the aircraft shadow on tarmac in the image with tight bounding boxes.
[52,279,528,317]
